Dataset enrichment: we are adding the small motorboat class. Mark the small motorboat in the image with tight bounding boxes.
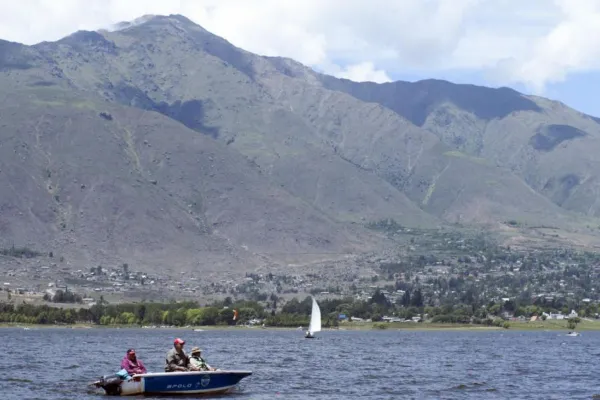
[566,331,580,337]
[93,370,252,396]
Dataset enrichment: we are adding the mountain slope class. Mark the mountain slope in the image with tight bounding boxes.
[317,76,600,218]
[0,77,385,274]
[2,14,600,278]
[31,18,439,228]
[31,15,588,229]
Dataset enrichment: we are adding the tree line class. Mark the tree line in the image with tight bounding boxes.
[0,289,596,327]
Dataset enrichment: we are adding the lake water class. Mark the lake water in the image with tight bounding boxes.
[0,327,598,399]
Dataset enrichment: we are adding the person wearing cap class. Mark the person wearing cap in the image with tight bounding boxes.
[189,347,217,371]
[120,349,147,375]
[165,338,191,372]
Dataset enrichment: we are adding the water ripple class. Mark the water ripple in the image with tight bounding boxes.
[0,328,599,399]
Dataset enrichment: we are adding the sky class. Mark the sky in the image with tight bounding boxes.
[0,0,599,117]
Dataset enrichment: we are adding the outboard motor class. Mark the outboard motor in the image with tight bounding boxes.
[93,374,123,396]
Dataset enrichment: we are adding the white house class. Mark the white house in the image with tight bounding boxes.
[542,312,566,320]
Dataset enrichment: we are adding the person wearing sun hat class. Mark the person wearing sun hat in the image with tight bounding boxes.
[189,347,217,371]
[165,338,191,372]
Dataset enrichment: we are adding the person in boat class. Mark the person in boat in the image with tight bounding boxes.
[120,348,147,375]
[165,338,191,372]
[305,330,313,338]
[189,347,217,371]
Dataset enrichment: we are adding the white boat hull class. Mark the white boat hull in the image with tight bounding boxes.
[95,370,252,396]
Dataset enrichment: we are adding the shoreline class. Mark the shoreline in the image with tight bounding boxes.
[2,320,598,331]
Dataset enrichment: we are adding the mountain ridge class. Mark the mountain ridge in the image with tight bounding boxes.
[2,14,600,279]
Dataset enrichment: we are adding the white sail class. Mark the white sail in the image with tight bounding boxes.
[308,296,322,335]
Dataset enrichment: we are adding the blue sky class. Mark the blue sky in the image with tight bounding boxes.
[541,73,600,118]
[0,0,598,118]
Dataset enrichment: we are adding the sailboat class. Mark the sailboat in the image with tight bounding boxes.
[305,296,321,339]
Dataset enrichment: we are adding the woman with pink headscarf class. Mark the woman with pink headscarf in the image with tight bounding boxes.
[120,348,147,375]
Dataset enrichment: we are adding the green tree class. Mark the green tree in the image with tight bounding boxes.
[411,289,424,307]
[567,317,581,330]
[401,290,411,307]
[370,289,390,307]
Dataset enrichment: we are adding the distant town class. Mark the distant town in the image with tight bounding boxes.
[2,227,600,324]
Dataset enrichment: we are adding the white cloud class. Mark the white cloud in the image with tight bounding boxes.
[0,0,598,90]
[334,62,392,84]
[494,0,600,93]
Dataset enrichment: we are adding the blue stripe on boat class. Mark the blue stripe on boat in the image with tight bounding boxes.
[142,371,252,395]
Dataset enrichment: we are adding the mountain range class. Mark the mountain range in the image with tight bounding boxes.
[2,14,600,277]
